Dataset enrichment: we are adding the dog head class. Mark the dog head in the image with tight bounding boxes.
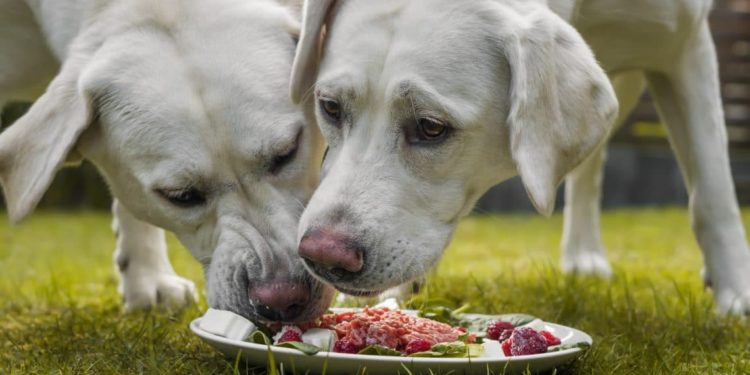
[0,0,335,322]
[290,0,618,296]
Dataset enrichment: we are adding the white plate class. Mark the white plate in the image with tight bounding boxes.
[191,312,592,375]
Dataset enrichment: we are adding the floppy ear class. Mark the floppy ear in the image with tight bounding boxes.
[0,60,92,223]
[500,5,618,216]
[290,0,337,104]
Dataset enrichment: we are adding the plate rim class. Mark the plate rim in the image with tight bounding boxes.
[190,315,593,364]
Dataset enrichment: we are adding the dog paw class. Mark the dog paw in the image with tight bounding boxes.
[707,268,750,316]
[561,251,613,278]
[713,287,750,316]
[120,273,198,312]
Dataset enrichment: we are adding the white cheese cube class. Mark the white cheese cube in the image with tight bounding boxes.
[199,308,256,341]
[302,328,337,351]
[483,340,506,358]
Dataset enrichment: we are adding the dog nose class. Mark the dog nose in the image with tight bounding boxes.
[299,228,364,275]
[249,282,310,321]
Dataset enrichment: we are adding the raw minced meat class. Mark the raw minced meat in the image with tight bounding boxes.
[319,307,471,353]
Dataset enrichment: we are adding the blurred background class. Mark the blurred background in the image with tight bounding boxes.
[1,0,749,214]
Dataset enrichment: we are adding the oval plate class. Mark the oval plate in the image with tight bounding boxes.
[190,313,592,375]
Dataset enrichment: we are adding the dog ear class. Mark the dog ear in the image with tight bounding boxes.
[500,5,618,216]
[290,0,337,104]
[0,58,93,223]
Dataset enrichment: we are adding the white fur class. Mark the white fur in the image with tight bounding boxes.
[291,0,750,315]
[0,0,335,320]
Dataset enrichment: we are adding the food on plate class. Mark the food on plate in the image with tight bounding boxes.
[485,319,562,357]
[198,303,583,359]
[274,325,303,343]
[485,320,514,341]
[319,307,475,355]
[198,308,255,341]
[540,330,562,346]
[301,328,336,351]
[504,327,549,356]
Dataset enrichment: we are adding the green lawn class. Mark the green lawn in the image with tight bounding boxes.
[1,209,749,374]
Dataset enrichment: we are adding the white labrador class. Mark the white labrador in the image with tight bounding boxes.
[290,0,750,315]
[0,0,335,322]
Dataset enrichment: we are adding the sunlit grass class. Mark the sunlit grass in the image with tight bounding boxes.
[1,208,749,374]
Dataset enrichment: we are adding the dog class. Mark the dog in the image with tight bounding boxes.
[0,0,335,323]
[289,0,750,315]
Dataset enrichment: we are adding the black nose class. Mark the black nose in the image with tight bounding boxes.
[249,282,310,321]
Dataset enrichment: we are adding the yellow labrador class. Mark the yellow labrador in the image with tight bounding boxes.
[0,0,334,322]
[291,0,750,315]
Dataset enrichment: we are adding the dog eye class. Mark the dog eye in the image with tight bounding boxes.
[319,99,342,122]
[156,188,206,208]
[416,118,449,142]
[269,143,298,175]
[270,130,302,175]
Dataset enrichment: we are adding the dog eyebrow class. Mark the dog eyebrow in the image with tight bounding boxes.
[389,80,465,128]
[315,74,359,102]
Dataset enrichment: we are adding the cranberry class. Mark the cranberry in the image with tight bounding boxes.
[486,320,515,340]
[333,339,364,354]
[501,338,512,356]
[405,339,432,355]
[498,328,514,343]
[509,327,548,356]
[277,330,302,343]
[540,330,561,346]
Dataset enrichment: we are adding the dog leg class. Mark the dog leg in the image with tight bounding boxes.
[112,199,197,311]
[646,23,750,315]
[561,71,646,277]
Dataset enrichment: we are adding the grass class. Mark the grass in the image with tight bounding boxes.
[1,208,749,374]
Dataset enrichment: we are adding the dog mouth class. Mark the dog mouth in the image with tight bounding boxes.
[334,286,383,298]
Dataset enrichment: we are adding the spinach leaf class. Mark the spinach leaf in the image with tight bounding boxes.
[275,341,322,355]
[408,341,484,358]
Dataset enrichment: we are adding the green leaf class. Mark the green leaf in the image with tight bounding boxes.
[254,322,276,338]
[249,330,271,345]
[357,345,403,356]
[408,341,483,358]
[275,341,322,355]
[495,314,537,327]
[457,313,538,333]
[416,303,473,327]
[547,342,591,353]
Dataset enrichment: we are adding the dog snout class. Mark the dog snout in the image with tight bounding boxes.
[249,282,310,322]
[299,228,364,278]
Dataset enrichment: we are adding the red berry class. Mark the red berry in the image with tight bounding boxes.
[405,339,432,355]
[501,338,512,356]
[486,320,515,340]
[333,339,364,354]
[540,330,561,346]
[509,327,548,356]
[498,328,514,343]
[277,329,302,343]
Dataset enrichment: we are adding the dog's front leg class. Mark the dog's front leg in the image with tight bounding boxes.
[561,71,646,278]
[646,23,750,315]
[112,199,197,311]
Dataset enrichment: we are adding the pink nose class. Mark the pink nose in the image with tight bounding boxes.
[249,282,310,321]
[298,229,364,274]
